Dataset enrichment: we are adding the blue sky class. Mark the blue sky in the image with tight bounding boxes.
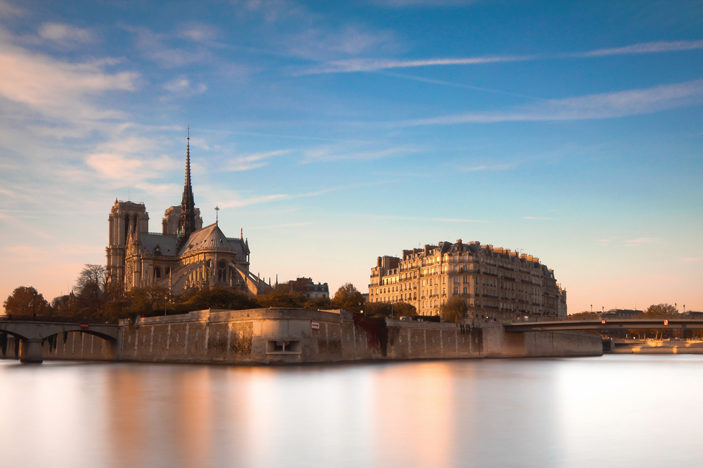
[1,0,702,313]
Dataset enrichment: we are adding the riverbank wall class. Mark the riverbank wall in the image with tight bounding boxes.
[0,308,603,363]
[483,325,603,357]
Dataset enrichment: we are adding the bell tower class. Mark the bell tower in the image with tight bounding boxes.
[106,200,149,293]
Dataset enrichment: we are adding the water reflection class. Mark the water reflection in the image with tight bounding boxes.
[1,356,702,467]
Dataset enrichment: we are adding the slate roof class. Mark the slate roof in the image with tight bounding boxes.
[139,233,179,256]
[179,223,249,257]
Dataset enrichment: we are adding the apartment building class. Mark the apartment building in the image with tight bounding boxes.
[368,239,566,320]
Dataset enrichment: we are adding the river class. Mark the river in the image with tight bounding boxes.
[1,355,701,467]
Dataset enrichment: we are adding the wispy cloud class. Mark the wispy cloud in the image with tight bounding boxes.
[0,30,137,122]
[459,162,517,172]
[624,237,659,247]
[249,221,316,229]
[299,55,529,75]
[287,25,397,61]
[372,0,477,6]
[522,216,554,221]
[226,149,290,172]
[231,0,306,24]
[376,70,545,101]
[85,139,182,190]
[229,1,397,61]
[220,193,290,208]
[681,255,703,263]
[300,39,703,75]
[37,22,96,48]
[123,25,209,67]
[0,0,24,18]
[404,78,703,125]
[301,145,415,163]
[0,212,56,240]
[163,76,207,95]
[218,182,374,208]
[371,215,486,223]
[86,153,143,180]
[178,23,219,43]
[580,40,703,57]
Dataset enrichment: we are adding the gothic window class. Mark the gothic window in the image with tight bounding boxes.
[155,267,161,279]
[218,260,226,282]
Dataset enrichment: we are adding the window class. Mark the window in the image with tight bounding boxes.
[267,340,301,354]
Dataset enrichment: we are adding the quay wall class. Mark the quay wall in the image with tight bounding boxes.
[1,309,603,364]
[385,319,480,359]
[482,325,603,357]
[117,308,384,364]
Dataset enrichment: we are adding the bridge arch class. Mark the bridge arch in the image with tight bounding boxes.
[0,321,119,363]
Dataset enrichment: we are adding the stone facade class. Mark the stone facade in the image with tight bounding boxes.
[369,239,567,320]
[106,132,270,297]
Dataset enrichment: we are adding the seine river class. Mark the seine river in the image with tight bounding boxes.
[1,355,702,467]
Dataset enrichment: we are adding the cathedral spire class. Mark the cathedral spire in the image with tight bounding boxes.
[178,126,196,247]
[185,125,191,186]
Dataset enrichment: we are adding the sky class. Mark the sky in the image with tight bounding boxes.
[0,0,702,314]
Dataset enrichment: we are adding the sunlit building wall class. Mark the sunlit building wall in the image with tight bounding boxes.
[368,240,567,320]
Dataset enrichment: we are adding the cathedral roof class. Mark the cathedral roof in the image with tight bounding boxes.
[138,233,179,256]
[179,223,249,257]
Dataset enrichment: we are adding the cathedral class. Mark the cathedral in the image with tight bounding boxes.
[105,133,271,297]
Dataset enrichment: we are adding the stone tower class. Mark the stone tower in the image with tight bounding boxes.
[106,200,149,292]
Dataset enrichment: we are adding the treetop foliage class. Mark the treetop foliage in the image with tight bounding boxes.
[332,283,365,312]
[3,286,51,319]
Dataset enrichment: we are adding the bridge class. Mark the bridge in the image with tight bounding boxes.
[504,318,703,333]
[0,320,119,363]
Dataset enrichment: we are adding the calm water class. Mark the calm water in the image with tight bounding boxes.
[1,355,702,468]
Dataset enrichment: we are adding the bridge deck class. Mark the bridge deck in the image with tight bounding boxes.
[505,318,703,332]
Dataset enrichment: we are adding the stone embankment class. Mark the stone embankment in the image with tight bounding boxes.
[0,308,603,363]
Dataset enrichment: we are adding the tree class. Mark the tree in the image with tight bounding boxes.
[257,291,307,308]
[4,286,51,319]
[332,283,365,312]
[567,311,601,320]
[365,301,417,318]
[74,264,107,315]
[440,297,468,323]
[303,296,332,310]
[182,287,258,311]
[645,303,678,316]
[51,293,78,319]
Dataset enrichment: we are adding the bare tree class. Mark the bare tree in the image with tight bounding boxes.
[73,264,107,315]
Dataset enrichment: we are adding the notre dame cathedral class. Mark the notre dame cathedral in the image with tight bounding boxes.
[105,133,271,297]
